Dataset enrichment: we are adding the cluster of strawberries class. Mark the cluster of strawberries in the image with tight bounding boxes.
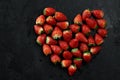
[34,7,107,76]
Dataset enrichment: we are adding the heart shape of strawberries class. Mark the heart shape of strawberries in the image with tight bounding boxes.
[34,7,107,76]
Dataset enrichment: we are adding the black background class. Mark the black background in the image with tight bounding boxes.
[0,0,120,80]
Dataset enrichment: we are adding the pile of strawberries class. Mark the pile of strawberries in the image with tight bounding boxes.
[34,7,107,76]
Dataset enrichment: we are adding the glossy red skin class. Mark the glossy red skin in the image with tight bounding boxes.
[88,35,95,46]
[63,30,72,42]
[97,19,106,28]
[92,10,104,19]
[51,54,61,64]
[97,28,107,38]
[51,45,62,55]
[86,18,97,29]
[82,24,91,35]
[75,32,88,43]
[56,21,69,30]
[36,15,45,25]
[80,43,89,52]
[51,27,62,39]
[59,40,69,50]
[95,33,104,45]
[68,65,77,76]
[63,51,72,59]
[61,60,72,68]
[34,25,43,35]
[69,39,79,48]
[46,16,56,25]
[83,53,92,63]
[90,46,101,55]
[55,12,67,21]
[74,14,82,25]
[69,24,80,33]
[36,34,46,45]
[82,9,91,20]
[71,49,82,57]
[43,24,53,34]
[43,44,52,56]
[73,58,82,68]
[43,7,56,16]
[46,36,57,45]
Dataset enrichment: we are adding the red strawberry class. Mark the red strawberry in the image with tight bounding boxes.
[54,12,67,21]
[43,24,53,34]
[75,32,88,43]
[36,34,46,45]
[73,58,82,68]
[51,54,61,64]
[95,33,104,45]
[83,52,92,63]
[71,48,82,57]
[46,36,57,45]
[80,43,89,52]
[63,51,72,59]
[82,24,91,35]
[52,27,62,39]
[92,10,104,19]
[46,16,56,25]
[74,14,82,25]
[82,9,91,20]
[51,45,62,55]
[97,19,106,28]
[61,60,72,68]
[36,15,45,25]
[86,18,98,29]
[97,28,107,37]
[43,7,56,16]
[56,21,69,30]
[68,65,77,76]
[90,46,101,55]
[69,24,80,33]
[59,40,69,50]
[43,44,52,56]
[34,25,44,35]
[88,35,95,46]
[69,39,79,48]
[63,30,72,42]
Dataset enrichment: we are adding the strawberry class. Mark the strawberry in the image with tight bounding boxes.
[52,27,62,39]
[34,25,44,35]
[46,16,56,25]
[69,39,79,48]
[36,15,45,25]
[75,32,88,43]
[69,24,80,33]
[43,24,53,34]
[46,36,57,45]
[43,44,52,56]
[74,14,82,25]
[51,45,62,55]
[73,58,82,68]
[71,48,82,57]
[97,28,107,37]
[92,10,104,19]
[54,12,67,21]
[88,35,95,46]
[80,43,89,52]
[43,7,56,16]
[56,21,69,30]
[97,19,106,28]
[82,9,91,21]
[90,46,101,55]
[86,18,98,29]
[51,54,61,64]
[68,65,77,76]
[83,51,92,63]
[36,34,46,45]
[95,33,104,45]
[59,40,69,50]
[63,51,72,59]
[63,30,72,42]
[61,60,72,68]
[82,24,91,35]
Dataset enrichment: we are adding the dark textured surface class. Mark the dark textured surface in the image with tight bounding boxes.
[0,0,120,80]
